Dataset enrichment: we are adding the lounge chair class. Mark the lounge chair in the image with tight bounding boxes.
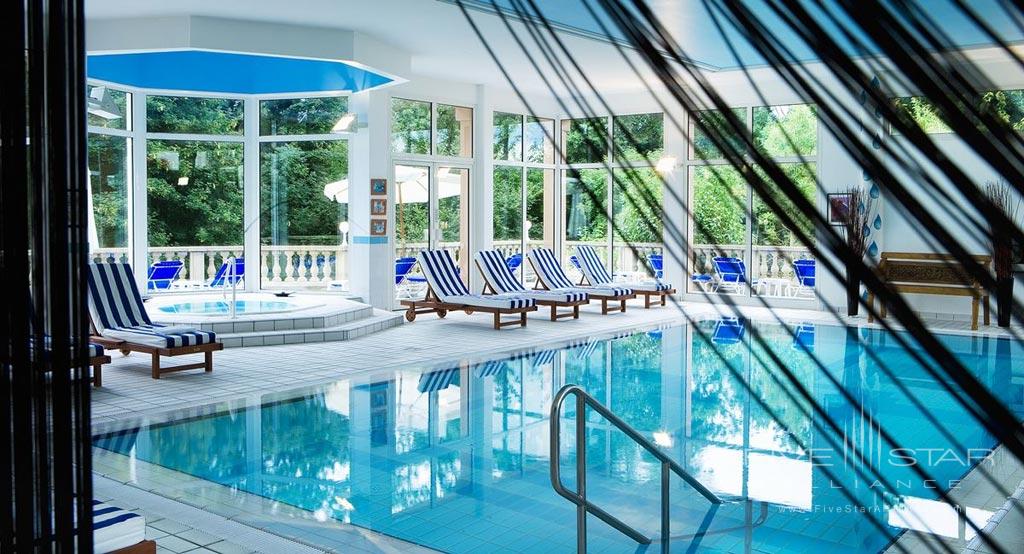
[146,259,183,290]
[527,248,635,314]
[792,259,816,298]
[400,250,537,329]
[209,257,244,288]
[574,245,676,308]
[29,338,113,388]
[711,317,745,345]
[505,252,523,276]
[712,257,750,294]
[86,262,223,379]
[475,250,588,321]
[92,500,155,553]
[649,254,664,280]
[395,257,420,299]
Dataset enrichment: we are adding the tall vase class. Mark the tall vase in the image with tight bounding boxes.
[996,277,1013,327]
[846,276,860,317]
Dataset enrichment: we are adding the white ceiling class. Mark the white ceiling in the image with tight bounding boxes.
[84,0,660,95]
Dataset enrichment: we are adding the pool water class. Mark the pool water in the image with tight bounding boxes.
[156,300,295,315]
[94,320,1024,553]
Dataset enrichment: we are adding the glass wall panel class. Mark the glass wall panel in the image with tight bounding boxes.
[751,163,816,298]
[613,113,663,162]
[436,104,473,157]
[88,134,130,261]
[259,97,349,135]
[147,96,244,135]
[525,168,552,286]
[147,140,244,284]
[492,166,523,262]
[493,112,523,162]
[561,118,607,164]
[438,166,470,276]
[260,140,349,289]
[86,85,129,130]
[612,167,663,278]
[526,117,554,163]
[689,165,748,293]
[689,108,747,160]
[563,168,608,274]
[752,105,817,157]
[391,98,431,155]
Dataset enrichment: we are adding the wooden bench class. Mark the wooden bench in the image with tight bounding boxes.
[866,252,990,330]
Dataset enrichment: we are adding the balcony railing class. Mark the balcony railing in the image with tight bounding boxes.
[690,244,813,281]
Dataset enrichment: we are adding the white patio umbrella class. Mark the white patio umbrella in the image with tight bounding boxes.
[322,165,462,204]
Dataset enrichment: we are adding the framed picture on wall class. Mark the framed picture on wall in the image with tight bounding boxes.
[370,219,387,236]
[371,178,387,196]
[827,193,852,225]
[371,198,387,216]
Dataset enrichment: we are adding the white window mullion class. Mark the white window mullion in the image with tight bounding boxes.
[130,91,148,290]
[242,97,260,291]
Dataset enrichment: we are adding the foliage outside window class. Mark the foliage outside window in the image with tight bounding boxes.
[87,84,129,130]
[891,90,1024,134]
[493,112,523,162]
[564,168,608,242]
[690,108,747,160]
[526,169,548,243]
[526,117,554,163]
[752,105,817,157]
[260,97,349,135]
[394,164,430,247]
[493,166,523,242]
[613,167,663,274]
[147,95,244,135]
[690,165,747,246]
[562,118,607,164]
[391,98,431,155]
[147,140,244,247]
[88,134,129,250]
[752,163,816,247]
[436,104,473,157]
[613,113,664,162]
[438,167,467,242]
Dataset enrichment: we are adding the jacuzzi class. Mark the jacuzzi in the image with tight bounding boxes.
[157,300,296,316]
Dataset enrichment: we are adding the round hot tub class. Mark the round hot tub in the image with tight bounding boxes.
[156,300,296,316]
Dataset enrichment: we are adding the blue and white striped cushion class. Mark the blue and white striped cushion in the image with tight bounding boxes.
[92,500,145,553]
[623,281,673,292]
[591,285,634,297]
[418,366,460,392]
[575,245,615,285]
[87,263,218,348]
[527,248,577,290]
[520,289,588,303]
[417,250,471,300]
[475,250,525,294]
[89,343,104,358]
[445,294,536,310]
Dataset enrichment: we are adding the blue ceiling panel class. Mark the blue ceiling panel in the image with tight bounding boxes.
[87,50,392,94]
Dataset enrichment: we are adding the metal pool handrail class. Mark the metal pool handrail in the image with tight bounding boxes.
[549,384,723,553]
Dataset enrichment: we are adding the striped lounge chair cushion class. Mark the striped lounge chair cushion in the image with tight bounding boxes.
[475,250,526,294]
[521,289,588,303]
[576,245,673,292]
[89,343,104,358]
[418,250,535,309]
[92,500,146,553]
[87,263,218,349]
[527,248,579,290]
[28,337,105,359]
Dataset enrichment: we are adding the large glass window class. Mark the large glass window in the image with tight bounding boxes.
[612,167,663,277]
[752,105,817,157]
[394,164,431,254]
[526,117,554,164]
[260,140,349,289]
[391,98,431,155]
[690,108,747,160]
[147,140,244,282]
[492,166,523,259]
[88,134,130,261]
[147,95,244,135]
[562,118,607,164]
[563,168,608,276]
[436,104,473,157]
[260,97,349,135]
[493,112,523,162]
[525,168,552,285]
[613,113,663,162]
[890,89,1024,134]
[87,84,129,130]
[689,165,748,289]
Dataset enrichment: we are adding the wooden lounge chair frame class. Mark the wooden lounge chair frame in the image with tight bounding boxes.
[577,273,675,309]
[401,286,538,330]
[89,353,112,387]
[111,540,157,554]
[528,258,634,315]
[90,334,224,379]
[867,252,991,330]
[474,259,588,321]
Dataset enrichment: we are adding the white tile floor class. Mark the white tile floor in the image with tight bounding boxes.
[90,299,1024,553]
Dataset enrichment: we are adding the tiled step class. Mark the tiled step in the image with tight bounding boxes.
[158,303,374,334]
[219,309,403,348]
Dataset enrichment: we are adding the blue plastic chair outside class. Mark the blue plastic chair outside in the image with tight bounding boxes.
[649,254,664,279]
[209,258,244,287]
[505,253,523,276]
[794,259,816,287]
[147,260,183,290]
[712,257,748,292]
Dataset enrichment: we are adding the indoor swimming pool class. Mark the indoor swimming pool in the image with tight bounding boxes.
[93,319,1024,553]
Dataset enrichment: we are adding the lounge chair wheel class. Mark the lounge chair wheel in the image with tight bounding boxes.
[120,347,131,356]
[437,309,448,318]
[464,309,473,315]
[405,308,416,322]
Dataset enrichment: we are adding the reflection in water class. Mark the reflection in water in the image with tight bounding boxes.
[95,322,1023,553]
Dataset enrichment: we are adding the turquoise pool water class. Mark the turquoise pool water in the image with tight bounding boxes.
[94,320,1024,553]
[156,300,294,315]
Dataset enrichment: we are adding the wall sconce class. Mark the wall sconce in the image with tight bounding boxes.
[655,156,678,174]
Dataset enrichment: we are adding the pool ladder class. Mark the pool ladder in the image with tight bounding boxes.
[550,384,723,553]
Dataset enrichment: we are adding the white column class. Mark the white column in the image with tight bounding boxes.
[348,89,394,309]
[471,84,493,293]
[662,110,687,296]
[243,96,260,291]
[130,91,148,290]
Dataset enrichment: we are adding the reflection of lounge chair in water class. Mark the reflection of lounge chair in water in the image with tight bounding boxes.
[712,317,745,345]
